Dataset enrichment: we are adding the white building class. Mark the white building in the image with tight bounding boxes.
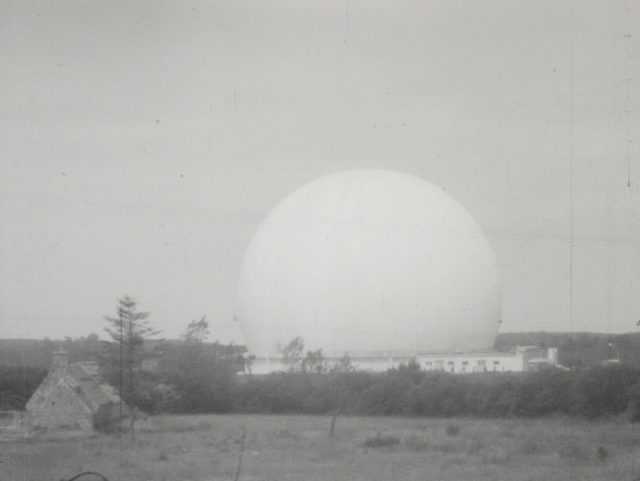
[244,346,559,375]
[247,352,417,375]
[418,346,559,374]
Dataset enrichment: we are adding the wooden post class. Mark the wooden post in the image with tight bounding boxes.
[233,426,246,481]
[328,409,341,436]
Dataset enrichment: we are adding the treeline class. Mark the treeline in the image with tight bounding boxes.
[0,335,106,368]
[0,339,240,413]
[0,365,47,410]
[234,364,640,421]
[2,360,639,422]
[89,355,640,422]
[3,331,638,369]
[122,338,240,414]
[0,336,243,413]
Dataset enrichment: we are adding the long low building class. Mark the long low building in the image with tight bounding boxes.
[245,346,559,375]
[418,346,559,374]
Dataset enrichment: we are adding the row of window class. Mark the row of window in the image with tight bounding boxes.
[423,359,504,373]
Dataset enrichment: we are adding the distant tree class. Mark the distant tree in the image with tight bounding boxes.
[331,353,355,373]
[240,353,256,374]
[74,333,102,361]
[0,365,47,410]
[278,337,333,373]
[158,318,235,413]
[183,316,210,343]
[280,337,305,372]
[395,359,423,384]
[103,295,160,441]
[302,348,326,373]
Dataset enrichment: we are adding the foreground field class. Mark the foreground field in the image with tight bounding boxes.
[2,414,639,481]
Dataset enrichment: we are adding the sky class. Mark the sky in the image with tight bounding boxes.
[0,0,638,342]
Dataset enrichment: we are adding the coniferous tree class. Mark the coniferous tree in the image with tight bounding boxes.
[103,295,160,441]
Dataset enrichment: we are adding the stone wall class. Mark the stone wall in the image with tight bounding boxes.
[0,410,27,441]
[26,380,93,431]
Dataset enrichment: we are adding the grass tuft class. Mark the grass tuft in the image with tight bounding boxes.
[362,432,400,448]
[596,445,609,462]
[558,443,591,462]
[482,449,511,465]
[445,423,460,436]
[518,438,544,455]
[403,434,430,451]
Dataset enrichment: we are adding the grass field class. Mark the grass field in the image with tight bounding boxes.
[2,414,639,481]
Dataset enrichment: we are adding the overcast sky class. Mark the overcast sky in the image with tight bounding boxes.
[1,0,638,342]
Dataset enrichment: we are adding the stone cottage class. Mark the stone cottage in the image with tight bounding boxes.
[25,351,124,431]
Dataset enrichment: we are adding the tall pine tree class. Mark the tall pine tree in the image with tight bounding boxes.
[103,295,160,441]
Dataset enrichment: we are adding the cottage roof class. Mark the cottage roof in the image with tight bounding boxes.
[68,363,121,410]
[68,362,101,379]
[26,359,122,415]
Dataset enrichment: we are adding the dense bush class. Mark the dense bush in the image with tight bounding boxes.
[509,369,575,416]
[362,432,401,448]
[626,382,640,422]
[232,364,640,421]
[6,356,640,423]
[572,364,640,418]
[233,371,378,414]
[156,341,236,413]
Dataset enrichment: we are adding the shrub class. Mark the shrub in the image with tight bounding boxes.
[210,363,640,421]
[511,368,575,416]
[445,423,460,436]
[573,365,640,418]
[596,446,609,462]
[403,434,430,451]
[626,381,640,422]
[406,373,469,416]
[358,375,413,416]
[558,443,591,462]
[158,343,236,413]
[362,433,400,448]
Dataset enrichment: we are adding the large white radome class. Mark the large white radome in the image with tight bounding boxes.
[236,170,501,358]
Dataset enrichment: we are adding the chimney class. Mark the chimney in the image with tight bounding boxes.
[52,351,69,368]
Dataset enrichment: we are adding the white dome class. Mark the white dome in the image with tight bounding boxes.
[236,170,501,358]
